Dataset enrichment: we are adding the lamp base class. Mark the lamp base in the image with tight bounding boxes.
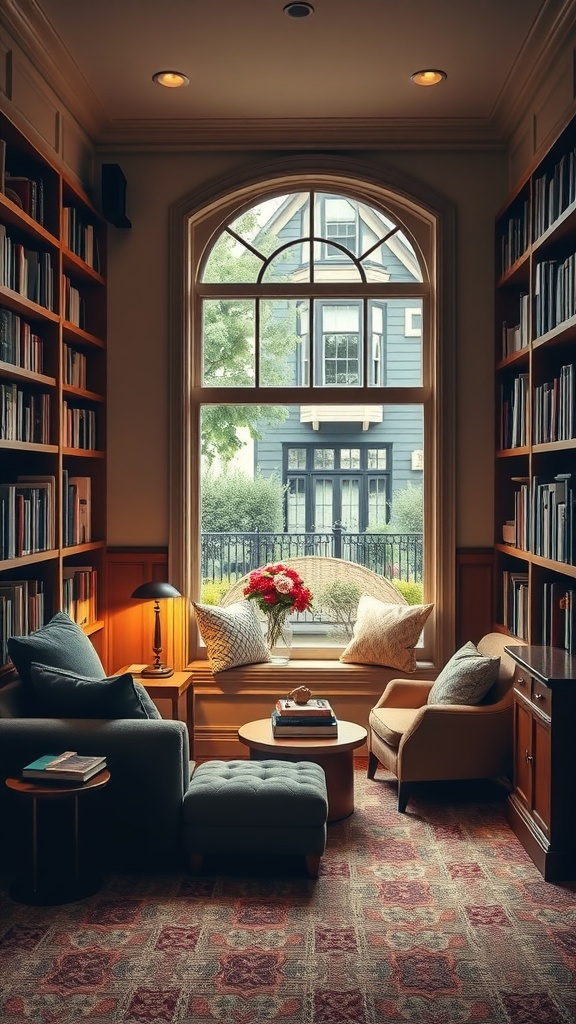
[139,664,174,678]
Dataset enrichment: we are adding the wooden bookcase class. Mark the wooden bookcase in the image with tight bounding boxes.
[0,109,107,673]
[494,105,576,647]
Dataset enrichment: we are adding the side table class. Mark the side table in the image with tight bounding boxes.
[5,769,111,906]
[120,664,194,756]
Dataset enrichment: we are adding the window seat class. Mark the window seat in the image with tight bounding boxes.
[188,658,436,760]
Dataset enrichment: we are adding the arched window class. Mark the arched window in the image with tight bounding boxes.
[169,161,455,669]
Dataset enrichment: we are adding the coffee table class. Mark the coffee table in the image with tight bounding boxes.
[237,719,367,822]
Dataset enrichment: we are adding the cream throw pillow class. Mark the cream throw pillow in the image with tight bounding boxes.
[340,596,433,672]
[193,600,271,674]
[427,640,500,705]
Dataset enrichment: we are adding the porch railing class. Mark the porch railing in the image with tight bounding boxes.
[201,526,423,585]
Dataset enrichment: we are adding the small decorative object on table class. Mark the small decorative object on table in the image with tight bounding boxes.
[243,562,313,665]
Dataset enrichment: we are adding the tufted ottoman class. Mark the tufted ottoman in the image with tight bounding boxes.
[182,759,328,878]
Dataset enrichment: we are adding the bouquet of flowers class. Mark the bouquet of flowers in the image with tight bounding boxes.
[243,563,313,649]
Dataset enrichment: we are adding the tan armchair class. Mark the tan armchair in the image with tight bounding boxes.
[367,633,517,812]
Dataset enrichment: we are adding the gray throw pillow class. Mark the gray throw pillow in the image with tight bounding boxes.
[427,640,500,706]
[8,612,105,684]
[29,662,161,719]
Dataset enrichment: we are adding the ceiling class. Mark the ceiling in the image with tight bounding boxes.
[2,0,575,149]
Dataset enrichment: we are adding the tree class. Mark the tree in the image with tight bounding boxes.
[201,212,299,465]
[201,469,285,533]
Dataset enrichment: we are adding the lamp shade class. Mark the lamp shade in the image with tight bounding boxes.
[131,581,181,601]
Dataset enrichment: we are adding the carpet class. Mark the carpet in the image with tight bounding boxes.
[0,765,575,1024]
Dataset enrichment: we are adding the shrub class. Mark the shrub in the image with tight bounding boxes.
[319,579,362,639]
[200,578,233,605]
[201,470,284,533]
[393,579,423,604]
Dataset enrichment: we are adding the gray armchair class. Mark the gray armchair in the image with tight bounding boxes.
[0,675,192,868]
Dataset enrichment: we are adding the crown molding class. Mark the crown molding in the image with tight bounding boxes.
[0,0,108,138]
[96,116,506,152]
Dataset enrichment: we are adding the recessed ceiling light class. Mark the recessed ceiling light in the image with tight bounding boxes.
[410,69,447,87]
[152,70,189,89]
[284,2,314,17]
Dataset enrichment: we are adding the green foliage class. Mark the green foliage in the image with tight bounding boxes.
[393,579,423,605]
[201,469,285,533]
[319,579,362,639]
[366,483,423,534]
[200,578,232,605]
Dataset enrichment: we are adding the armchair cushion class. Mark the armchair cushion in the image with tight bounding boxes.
[340,596,433,672]
[29,663,161,720]
[193,600,271,673]
[369,707,420,749]
[427,640,500,706]
[7,611,105,685]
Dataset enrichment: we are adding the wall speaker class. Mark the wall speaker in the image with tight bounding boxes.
[101,163,132,228]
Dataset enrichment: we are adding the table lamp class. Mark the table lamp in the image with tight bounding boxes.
[130,580,181,677]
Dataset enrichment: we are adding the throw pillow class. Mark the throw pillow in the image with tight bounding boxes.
[7,611,105,685]
[29,663,162,719]
[193,600,271,674]
[427,640,500,705]
[340,596,433,673]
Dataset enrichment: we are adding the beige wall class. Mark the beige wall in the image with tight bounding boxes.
[103,147,507,549]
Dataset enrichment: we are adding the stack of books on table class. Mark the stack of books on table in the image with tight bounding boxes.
[22,750,107,783]
[271,697,338,737]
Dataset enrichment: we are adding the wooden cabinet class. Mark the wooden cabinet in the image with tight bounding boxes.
[0,109,107,670]
[494,105,576,648]
[505,644,576,880]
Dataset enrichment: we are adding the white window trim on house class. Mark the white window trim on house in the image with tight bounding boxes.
[405,307,422,336]
[168,156,456,674]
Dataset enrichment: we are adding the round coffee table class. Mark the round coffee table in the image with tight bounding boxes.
[237,719,367,822]
[5,769,111,906]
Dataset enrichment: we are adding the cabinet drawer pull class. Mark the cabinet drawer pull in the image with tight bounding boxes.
[517,676,527,687]
[534,692,545,701]
[525,750,534,764]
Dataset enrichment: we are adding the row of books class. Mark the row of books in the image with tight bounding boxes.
[0,578,46,666]
[0,308,44,372]
[533,364,575,443]
[0,225,54,310]
[62,402,97,450]
[63,206,101,272]
[63,275,86,329]
[500,292,530,357]
[512,473,575,564]
[62,472,92,546]
[499,199,530,275]
[3,171,45,225]
[0,479,56,559]
[271,697,338,737]
[499,373,529,449]
[533,254,576,338]
[542,582,576,655]
[533,148,576,239]
[22,751,106,784]
[64,344,87,389]
[502,570,528,640]
[0,383,50,443]
[62,566,98,627]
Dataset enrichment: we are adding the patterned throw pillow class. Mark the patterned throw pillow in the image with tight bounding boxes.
[427,640,500,705]
[340,596,433,673]
[193,600,271,674]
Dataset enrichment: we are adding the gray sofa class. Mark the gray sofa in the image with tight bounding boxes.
[0,673,193,869]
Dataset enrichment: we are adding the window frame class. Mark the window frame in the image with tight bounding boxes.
[168,157,456,671]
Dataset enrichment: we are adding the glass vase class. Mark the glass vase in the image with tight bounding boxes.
[265,610,293,666]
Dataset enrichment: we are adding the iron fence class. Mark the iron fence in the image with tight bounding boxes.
[201,526,423,585]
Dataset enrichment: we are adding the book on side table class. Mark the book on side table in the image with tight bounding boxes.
[271,709,338,737]
[22,751,107,783]
[275,697,334,717]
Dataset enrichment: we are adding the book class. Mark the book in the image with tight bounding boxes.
[68,476,91,543]
[271,710,338,737]
[22,751,106,783]
[275,697,334,717]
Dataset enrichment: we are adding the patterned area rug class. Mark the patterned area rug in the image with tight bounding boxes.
[0,765,575,1024]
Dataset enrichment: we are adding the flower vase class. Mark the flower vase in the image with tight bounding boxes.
[265,612,293,666]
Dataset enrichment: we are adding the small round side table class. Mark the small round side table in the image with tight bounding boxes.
[5,769,111,906]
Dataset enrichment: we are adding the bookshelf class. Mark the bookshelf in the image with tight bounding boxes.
[495,106,576,880]
[495,106,576,649]
[0,110,106,673]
